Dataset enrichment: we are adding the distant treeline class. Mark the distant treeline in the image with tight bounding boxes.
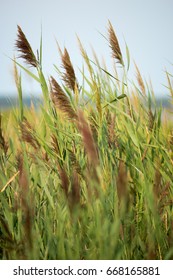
[0,95,172,110]
[0,96,42,109]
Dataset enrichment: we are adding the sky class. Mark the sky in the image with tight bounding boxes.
[0,0,173,97]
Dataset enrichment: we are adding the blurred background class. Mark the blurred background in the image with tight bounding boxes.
[0,0,173,106]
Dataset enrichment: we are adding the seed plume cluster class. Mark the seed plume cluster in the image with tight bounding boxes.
[50,76,77,120]
[108,20,124,66]
[16,25,38,67]
[58,46,78,93]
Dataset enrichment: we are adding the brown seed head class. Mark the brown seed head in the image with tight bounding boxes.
[77,110,99,166]
[134,62,146,95]
[15,25,38,68]
[107,112,119,148]
[148,109,155,132]
[16,153,33,250]
[50,76,77,120]
[108,21,124,66]
[59,46,78,93]
[0,114,8,154]
[20,119,40,150]
[58,165,69,197]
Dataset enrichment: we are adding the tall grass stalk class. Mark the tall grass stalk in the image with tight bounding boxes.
[0,22,173,260]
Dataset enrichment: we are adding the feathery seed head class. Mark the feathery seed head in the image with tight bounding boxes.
[59,46,78,93]
[50,76,77,120]
[134,62,146,95]
[77,110,99,166]
[16,25,38,68]
[107,20,124,66]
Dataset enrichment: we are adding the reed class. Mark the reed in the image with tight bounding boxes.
[16,25,38,68]
[107,20,124,66]
[50,76,77,120]
[0,22,173,260]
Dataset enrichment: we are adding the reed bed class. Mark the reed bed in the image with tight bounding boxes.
[0,22,173,260]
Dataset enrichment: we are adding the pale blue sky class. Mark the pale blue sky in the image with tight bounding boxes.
[0,0,173,97]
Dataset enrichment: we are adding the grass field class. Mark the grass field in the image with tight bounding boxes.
[0,22,173,260]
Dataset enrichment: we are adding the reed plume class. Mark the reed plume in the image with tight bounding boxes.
[0,114,8,154]
[77,36,93,77]
[15,25,38,68]
[91,46,101,67]
[134,62,146,95]
[77,110,99,166]
[88,109,98,142]
[51,134,61,156]
[16,153,33,252]
[107,20,124,66]
[58,46,78,93]
[148,109,155,132]
[68,149,83,177]
[58,165,69,197]
[107,112,119,148]
[13,56,20,89]
[20,118,40,150]
[50,76,77,120]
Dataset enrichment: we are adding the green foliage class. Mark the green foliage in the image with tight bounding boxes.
[0,23,173,260]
